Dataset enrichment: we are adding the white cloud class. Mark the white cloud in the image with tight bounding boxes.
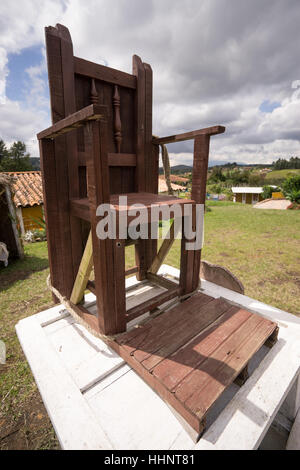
[0,47,8,104]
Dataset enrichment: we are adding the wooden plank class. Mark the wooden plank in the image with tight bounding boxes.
[119,293,218,354]
[70,231,93,304]
[132,55,147,281]
[146,272,178,290]
[4,186,24,259]
[153,125,225,145]
[113,239,127,332]
[191,134,210,291]
[59,27,85,293]
[108,153,136,166]
[144,62,153,193]
[176,315,277,416]
[179,215,190,295]
[113,85,122,152]
[70,198,90,221]
[125,266,138,276]
[85,117,126,334]
[234,364,249,387]
[152,307,253,390]
[191,135,210,204]
[69,302,102,334]
[135,238,147,281]
[149,220,175,274]
[117,292,214,346]
[39,139,62,302]
[265,325,279,348]
[37,104,105,139]
[74,56,137,89]
[44,26,74,298]
[148,142,159,267]
[85,119,111,333]
[143,63,157,271]
[134,299,232,368]
[87,280,96,295]
[125,287,180,322]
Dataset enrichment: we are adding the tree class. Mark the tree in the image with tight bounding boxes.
[282,175,300,204]
[0,139,8,163]
[262,185,280,200]
[248,173,262,186]
[209,166,226,183]
[0,140,33,172]
[272,156,300,170]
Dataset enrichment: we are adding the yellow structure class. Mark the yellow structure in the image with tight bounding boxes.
[21,205,44,232]
[272,192,284,199]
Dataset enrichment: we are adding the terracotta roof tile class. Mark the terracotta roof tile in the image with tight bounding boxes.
[1,171,43,207]
[158,177,185,193]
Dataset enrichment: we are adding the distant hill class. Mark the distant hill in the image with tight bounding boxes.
[158,161,273,174]
[30,158,40,170]
[159,164,193,174]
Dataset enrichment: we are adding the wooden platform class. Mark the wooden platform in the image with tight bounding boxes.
[110,292,278,435]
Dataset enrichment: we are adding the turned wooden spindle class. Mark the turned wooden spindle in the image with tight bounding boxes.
[90,78,99,104]
[113,85,122,153]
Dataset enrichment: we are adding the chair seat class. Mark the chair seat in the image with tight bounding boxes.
[70,192,194,222]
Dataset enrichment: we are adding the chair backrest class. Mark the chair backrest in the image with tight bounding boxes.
[45,24,157,199]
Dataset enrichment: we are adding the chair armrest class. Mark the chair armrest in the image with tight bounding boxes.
[37,104,106,140]
[152,125,225,145]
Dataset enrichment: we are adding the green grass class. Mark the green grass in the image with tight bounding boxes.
[265,168,300,184]
[201,202,300,315]
[1,203,300,448]
[126,201,300,315]
[0,242,57,449]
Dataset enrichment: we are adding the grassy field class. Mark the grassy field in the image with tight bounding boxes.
[265,168,300,184]
[0,201,300,449]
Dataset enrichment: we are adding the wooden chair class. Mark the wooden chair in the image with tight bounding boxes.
[38,24,225,335]
[38,24,278,436]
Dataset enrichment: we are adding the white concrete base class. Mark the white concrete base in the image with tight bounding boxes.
[15,265,300,450]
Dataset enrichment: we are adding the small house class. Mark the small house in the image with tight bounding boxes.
[231,187,264,205]
[2,171,44,235]
[0,173,24,260]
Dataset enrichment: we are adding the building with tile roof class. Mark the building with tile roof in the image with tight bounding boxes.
[158,176,186,194]
[1,171,44,235]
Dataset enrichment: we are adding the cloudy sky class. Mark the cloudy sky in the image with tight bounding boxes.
[1,0,300,166]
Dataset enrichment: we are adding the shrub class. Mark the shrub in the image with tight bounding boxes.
[282,175,300,203]
[262,185,280,200]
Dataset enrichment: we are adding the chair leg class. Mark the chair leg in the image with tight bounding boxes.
[113,239,127,333]
[135,239,147,281]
